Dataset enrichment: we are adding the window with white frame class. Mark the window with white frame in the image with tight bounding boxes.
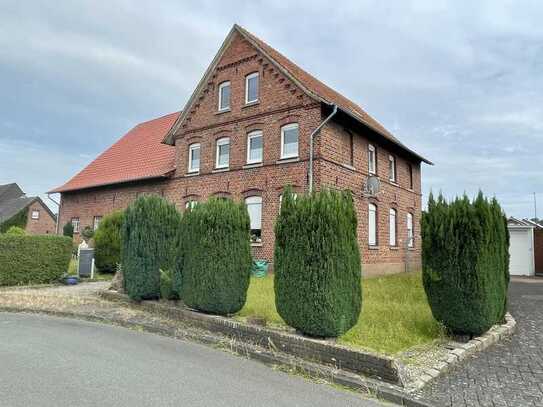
[407,213,414,248]
[389,155,396,182]
[185,200,198,210]
[245,72,259,104]
[368,203,377,246]
[281,123,299,159]
[71,217,80,233]
[389,208,397,246]
[188,143,200,173]
[368,144,376,174]
[31,210,40,220]
[218,81,230,111]
[408,164,414,189]
[245,196,262,243]
[215,137,230,169]
[93,216,102,231]
[247,130,263,164]
[278,192,298,210]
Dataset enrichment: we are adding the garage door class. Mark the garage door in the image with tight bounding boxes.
[509,229,534,276]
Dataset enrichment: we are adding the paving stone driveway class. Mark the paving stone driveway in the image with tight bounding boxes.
[420,277,543,407]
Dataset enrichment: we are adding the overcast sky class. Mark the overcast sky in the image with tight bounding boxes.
[1,1,542,217]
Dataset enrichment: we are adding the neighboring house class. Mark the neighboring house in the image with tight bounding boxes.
[51,25,431,276]
[0,183,56,235]
[507,217,543,276]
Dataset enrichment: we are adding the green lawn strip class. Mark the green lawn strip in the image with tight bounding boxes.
[67,258,114,282]
[236,271,444,355]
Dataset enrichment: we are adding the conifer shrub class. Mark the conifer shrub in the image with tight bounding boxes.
[121,195,182,301]
[274,188,362,337]
[63,221,74,238]
[180,197,252,315]
[422,192,509,335]
[94,211,124,272]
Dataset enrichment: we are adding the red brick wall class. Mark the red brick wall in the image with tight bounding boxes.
[25,200,56,235]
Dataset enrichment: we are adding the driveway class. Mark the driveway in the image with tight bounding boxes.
[0,313,384,407]
[420,277,543,406]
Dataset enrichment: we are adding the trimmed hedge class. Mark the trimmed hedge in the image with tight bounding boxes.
[422,192,509,335]
[0,234,72,286]
[0,207,28,234]
[274,188,362,337]
[179,197,252,315]
[94,211,124,272]
[121,196,182,301]
[5,226,26,236]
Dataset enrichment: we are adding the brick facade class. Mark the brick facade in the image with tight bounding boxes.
[57,28,426,276]
[25,199,56,235]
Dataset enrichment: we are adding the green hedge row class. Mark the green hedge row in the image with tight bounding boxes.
[274,188,362,337]
[0,235,72,286]
[422,192,509,335]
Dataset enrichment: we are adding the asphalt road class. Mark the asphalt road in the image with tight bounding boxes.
[0,313,384,407]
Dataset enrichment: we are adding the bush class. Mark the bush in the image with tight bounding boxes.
[121,195,181,301]
[274,188,362,337]
[179,197,252,315]
[0,207,28,233]
[94,211,124,272]
[81,226,94,241]
[422,192,509,335]
[0,235,72,286]
[63,221,74,237]
[160,269,177,300]
[5,226,26,236]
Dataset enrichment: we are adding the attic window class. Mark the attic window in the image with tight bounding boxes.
[31,210,39,220]
[245,72,259,104]
[218,81,230,111]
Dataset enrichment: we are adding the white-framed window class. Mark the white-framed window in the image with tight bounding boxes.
[245,72,259,104]
[408,164,414,190]
[389,208,397,246]
[245,196,262,243]
[247,130,263,164]
[188,143,200,173]
[368,144,376,175]
[215,137,230,169]
[281,123,299,159]
[71,217,80,233]
[407,213,414,248]
[93,216,102,231]
[31,210,40,220]
[368,203,377,246]
[278,192,298,209]
[185,200,198,210]
[389,155,396,182]
[218,81,230,111]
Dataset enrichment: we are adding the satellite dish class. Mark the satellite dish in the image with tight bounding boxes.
[363,176,381,197]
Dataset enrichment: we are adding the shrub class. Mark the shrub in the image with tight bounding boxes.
[0,207,28,233]
[81,226,94,241]
[121,195,181,301]
[422,192,509,335]
[63,221,74,237]
[5,226,26,236]
[180,197,252,315]
[0,235,72,286]
[94,211,124,272]
[160,269,177,300]
[274,188,362,337]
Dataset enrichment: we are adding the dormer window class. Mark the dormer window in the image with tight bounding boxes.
[218,81,230,111]
[245,72,259,104]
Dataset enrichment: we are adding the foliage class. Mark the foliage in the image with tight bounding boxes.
[121,195,181,301]
[421,192,509,335]
[160,269,177,300]
[94,211,124,272]
[63,221,74,238]
[81,226,94,241]
[0,234,72,286]
[274,187,362,337]
[5,226,26,236]
[179,197,252,315]
[0,207,28,234]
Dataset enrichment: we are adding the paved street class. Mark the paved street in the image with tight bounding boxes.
[421,278,543,407]
[0,312,384,407]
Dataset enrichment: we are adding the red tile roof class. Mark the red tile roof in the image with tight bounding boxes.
[50,112,179,193]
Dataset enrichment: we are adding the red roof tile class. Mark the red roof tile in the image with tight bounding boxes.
[50,112,179,193]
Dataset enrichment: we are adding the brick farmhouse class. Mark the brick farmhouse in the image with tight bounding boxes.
[51,25,431,276]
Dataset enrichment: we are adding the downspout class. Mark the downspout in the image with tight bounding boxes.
[47,193,61,235]
[309,104,338,193]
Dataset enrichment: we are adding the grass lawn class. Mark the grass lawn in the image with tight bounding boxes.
[67,258,114,282]
[237,271,444,355]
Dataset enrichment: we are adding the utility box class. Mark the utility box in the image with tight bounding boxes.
[79,248,94,278]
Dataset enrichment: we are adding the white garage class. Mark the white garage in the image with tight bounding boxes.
[507,218,537,276]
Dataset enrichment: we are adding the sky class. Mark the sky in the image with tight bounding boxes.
[1,0,542,218]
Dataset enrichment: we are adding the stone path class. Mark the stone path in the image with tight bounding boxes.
[420,277,543,407]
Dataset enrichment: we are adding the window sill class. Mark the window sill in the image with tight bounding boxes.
[251,242,263,247]
[341,164,356,171]
[215,108,231,115]
[185,171,199,177]
[276,157,300,164]
[368,245,379,250]
[407,247,416,251]
[389,181,399,186]
[242,101,260,109]
[390,246,399,250]
[243,162,263,169]
[212,167,229,173]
